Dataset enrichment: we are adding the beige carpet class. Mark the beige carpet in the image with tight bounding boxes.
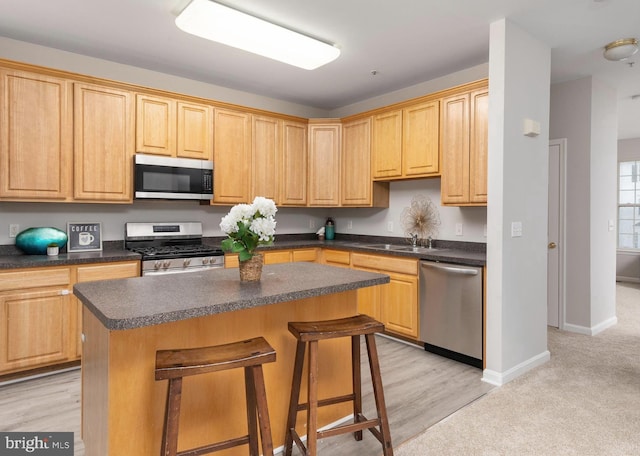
[397,282,640,456]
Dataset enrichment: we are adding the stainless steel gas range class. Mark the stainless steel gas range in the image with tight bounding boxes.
[125,222,224,276]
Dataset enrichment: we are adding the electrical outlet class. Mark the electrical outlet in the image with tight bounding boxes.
[347,220,353,230]
[387,221,394,232]
[455,223,463,236]
[9,224,20,238]
[309,219,316,230]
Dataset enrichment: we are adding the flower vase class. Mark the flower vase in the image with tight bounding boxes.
[239,253,263,282]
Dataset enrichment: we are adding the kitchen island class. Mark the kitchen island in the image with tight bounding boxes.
[74,262,389,455]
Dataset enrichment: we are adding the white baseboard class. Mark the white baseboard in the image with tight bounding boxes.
[616,276,640,284]
[563,315,617,336]
[481,350,550,386]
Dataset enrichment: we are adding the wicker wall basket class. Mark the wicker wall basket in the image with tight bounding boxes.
[239,253,263,282]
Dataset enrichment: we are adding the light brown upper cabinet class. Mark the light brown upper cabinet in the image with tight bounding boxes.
[135,94,212,160]
[74,83,134,202]
[341,117,389,207]
[372,100,440,180]
[252,115,280,202]
[213,107,251,204]
[280,120,308,206]
[372,109,403,179]
[441,87,488,206]
[308,120,341,206]
[0,69,73,201]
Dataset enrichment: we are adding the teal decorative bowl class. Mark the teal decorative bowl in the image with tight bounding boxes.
[15,227,68,255]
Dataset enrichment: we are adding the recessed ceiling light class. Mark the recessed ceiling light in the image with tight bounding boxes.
[603,38,638,61]
[175,0,340,70]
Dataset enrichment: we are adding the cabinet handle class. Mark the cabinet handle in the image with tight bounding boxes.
[420,262,478,276]
[59,289,70,295]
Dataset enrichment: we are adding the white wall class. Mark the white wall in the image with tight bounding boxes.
[331,179,487,242]
[616,138,640,282]
[550,77,618,334]
[484,19,551,386]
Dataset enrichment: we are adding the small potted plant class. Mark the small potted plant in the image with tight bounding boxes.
[47,242,59,256]
[220,197,277,281]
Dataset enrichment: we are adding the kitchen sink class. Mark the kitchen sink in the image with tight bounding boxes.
[362,244,447,253]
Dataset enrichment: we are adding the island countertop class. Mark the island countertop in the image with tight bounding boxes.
[74,262,389,331]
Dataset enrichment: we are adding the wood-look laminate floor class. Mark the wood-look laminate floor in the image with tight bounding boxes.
[0,336,492,456]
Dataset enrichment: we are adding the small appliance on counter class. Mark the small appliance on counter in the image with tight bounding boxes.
[15,227,68,255]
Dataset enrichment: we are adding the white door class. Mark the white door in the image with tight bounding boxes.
[547,139,566,328]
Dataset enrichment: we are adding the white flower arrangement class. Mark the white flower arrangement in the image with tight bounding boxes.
[220,197,277,261]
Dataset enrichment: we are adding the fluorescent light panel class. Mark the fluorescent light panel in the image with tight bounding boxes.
[175,0,340,70]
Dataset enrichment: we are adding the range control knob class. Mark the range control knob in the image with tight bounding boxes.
[183,258,191,267]
[154,261,162,270]
[163,260,171,269]
[202,257,210,265]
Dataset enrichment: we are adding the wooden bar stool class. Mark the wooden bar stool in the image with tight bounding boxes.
[283,314,393,456]
[155,337,276,456]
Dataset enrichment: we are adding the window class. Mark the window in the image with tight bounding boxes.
[618,160,640,249]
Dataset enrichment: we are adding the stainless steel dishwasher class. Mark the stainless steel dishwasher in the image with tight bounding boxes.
[419,260,483,368]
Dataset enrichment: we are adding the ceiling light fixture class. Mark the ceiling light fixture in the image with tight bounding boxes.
[175,0,340,70]
[603,38,638,61]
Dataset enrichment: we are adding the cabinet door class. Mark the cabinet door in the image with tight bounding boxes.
[135,94,176,156]
[213,108,251,204]
[74,261,140,358]
[0,289,72,373]
[292,248,318,262]
[469,89,489,204]
[352,266,382,320]
[341,117,372,206]
[74,83,134,202]
[280,120,307,206]
[308,122,341,206]
[440,93,470,205]
[177,101,213,160]
[380,272,419,338]
[0,69,72,201]
[252,115,280,201]
[403,100,439,176]
[372,109,402,179]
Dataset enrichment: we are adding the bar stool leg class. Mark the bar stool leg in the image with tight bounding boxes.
[244,366,260,456]
[351,334,363,441]
[284,340,306,456]
[250,364,275,456]
[365,333,394,456]
[306,340,319,455]
[161,377,183,456]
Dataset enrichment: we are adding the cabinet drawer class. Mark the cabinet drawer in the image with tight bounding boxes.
[264,250,291,264]
[76,262,139,282]
[323,249,351,266]
[292,249,317,262]
[351,253,417,275]
[0,268,71,292]
[225,254,239,268]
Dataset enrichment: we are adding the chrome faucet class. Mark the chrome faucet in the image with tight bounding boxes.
[410,233,418,247]
[427,236,433,249]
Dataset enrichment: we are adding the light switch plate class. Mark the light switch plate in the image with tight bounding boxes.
[9,224,20,238]
[455,223,463,236]
[511,221,523,237]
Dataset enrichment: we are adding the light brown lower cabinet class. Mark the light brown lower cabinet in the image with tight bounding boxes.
[0,261,139,377]
[351,253,419,339]
[225,248,318,268]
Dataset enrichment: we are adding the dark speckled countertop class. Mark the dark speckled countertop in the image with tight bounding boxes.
[74,262,389,331]
[0,241,140,270]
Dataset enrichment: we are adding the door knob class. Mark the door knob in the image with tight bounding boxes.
[548,242,557,249]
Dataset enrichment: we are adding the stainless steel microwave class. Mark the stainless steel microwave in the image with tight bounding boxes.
[134,154,213,200]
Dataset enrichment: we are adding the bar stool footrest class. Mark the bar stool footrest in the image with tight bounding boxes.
[318,416,380,439]
[176,435,250,456]
[295,393,356,412]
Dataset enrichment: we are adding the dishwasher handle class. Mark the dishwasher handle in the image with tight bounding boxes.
[420,261,479,276]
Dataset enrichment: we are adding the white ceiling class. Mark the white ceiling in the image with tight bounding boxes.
[0,0,638,138]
